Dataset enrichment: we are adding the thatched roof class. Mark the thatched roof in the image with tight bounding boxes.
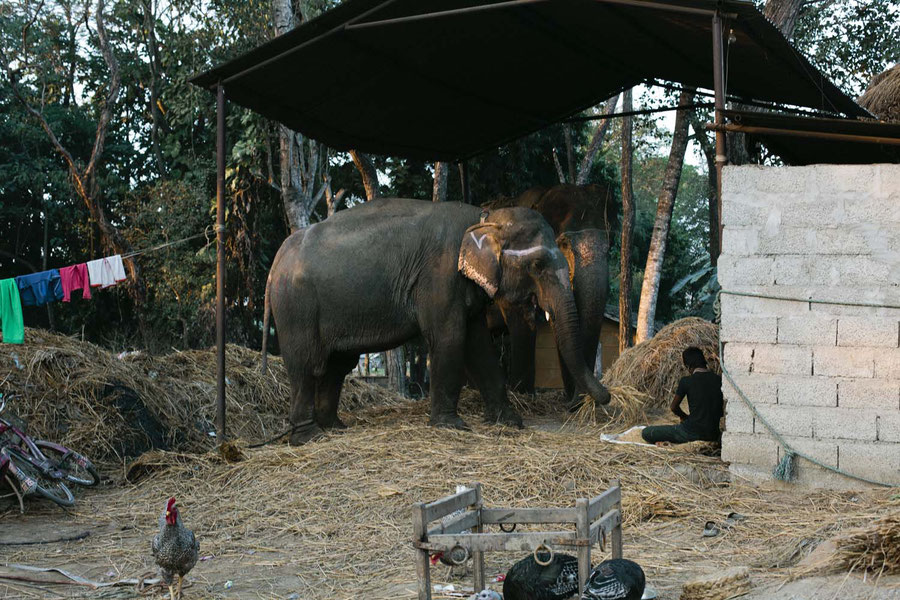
[858,63,900,123]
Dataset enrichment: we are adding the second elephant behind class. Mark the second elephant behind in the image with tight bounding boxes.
[486,183,617,405]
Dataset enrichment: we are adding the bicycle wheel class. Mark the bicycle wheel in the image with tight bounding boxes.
[33,441,100,487]
[6,448,75,507]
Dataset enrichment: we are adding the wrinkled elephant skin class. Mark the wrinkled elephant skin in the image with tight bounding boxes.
[265,198,609,444]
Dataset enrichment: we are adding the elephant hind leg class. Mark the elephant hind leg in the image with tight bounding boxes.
[281,350,323,445]
[316,353,358,429]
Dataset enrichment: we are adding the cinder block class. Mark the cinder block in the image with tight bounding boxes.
[722,342,755,374]
[809,288,900,317]
[837,441,900,485]
[878,413,900,443]
[778,376,837,407]
[721,432,779,467]
[875,347,900,380]
[751,166,816,195]
[813,408,878,441]
[778,315,837,346]
[724,399,756,433]
[875,165,900,202]
[772,256,810,286]
[753,345,811,376]
[838,317,899,348]
[815,225,888,255]
[757,227,817,255]
[783,435,838,467]
[756,404,814,437]
[723,372,778,405]
[721,315,777,344]
[718,256,775,288]
[780,198,843,228]
[838,378,900,410]
[721,227,760,256]
[813,346,876,378]
[812,164,878,195]
[844,194,900,224]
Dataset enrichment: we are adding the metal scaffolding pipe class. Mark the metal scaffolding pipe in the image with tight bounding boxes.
[216,83,227,443]
[712,10,726,251]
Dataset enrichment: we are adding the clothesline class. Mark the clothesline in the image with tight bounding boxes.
[0,227,213,345]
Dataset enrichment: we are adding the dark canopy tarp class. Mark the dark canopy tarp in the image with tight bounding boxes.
[722,110,900,165]
[191,0,869,161]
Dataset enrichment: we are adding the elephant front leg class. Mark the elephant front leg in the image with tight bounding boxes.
[427,324,469,431]
[465,317,523,429]
[505,306,537,395]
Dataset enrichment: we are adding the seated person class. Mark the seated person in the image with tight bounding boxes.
[641,347,723,445]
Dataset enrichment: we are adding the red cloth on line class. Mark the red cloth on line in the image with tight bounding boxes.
[59,263,92,302]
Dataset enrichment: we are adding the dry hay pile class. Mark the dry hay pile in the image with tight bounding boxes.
[858,63,900,122]
[795,512,900,577]
[679,567,751,600]
[9,412,893,600]
[602,317,720,410]
[0,328,401,462]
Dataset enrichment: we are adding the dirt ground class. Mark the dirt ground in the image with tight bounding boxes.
[1,400,898,600]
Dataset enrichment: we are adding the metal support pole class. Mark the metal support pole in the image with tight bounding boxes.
[459,161,471,204]
[412,502,432,600]
[215,83,227,443]
[712,11,726,251]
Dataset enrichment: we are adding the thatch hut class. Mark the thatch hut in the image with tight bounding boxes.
[858,63,900,122]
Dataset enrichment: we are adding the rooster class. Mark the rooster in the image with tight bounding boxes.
[151,497,199,600]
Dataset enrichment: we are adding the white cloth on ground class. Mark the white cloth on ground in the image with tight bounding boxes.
[87,255,128,288]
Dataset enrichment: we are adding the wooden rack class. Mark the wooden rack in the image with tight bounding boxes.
[411,480,623,600]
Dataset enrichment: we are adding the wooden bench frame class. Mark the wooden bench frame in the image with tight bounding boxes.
[411,480,623,600]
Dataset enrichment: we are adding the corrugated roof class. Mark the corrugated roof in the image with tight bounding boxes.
[191,0,870,161]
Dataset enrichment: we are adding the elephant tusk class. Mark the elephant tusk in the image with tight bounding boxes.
[545,311,551,323]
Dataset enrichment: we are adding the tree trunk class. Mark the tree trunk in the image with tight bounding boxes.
[764,0,804,37]
[619,88,635,354]
[563,124,576,184]
[386,347,407,397]
[635,90,694,344]
[349,150,380,200]
[432,161,449,202]
[552,148,567,184]
[576,94,620,185]
[690,114,720,267]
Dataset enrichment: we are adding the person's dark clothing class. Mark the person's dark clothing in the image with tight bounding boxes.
[641,423,697,444]
[641,370,724,445]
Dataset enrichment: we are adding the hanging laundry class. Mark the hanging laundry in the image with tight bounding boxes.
[59,263,92,302]
[15,270,64,307]
[87,255,128,289]
[1,278,25,344]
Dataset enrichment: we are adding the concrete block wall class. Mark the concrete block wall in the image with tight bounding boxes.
[719,164,900,488]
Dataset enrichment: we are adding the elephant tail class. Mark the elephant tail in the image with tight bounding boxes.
[260,275,272,374]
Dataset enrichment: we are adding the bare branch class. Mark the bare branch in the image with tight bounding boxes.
[84,0,121,182]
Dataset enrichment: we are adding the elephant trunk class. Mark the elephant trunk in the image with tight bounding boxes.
[536,274,611,406]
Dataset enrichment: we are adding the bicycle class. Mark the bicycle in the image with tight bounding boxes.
[0,394,99,508]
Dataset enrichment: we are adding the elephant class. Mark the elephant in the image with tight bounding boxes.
[262,198,611,445]
[485,184,617,406]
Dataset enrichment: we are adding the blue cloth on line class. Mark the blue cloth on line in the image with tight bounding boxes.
[16,270,64,307]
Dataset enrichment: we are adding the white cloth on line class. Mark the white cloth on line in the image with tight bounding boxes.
[87,255,128,288]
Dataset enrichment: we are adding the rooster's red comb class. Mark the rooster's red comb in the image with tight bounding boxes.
[166,497,177,511]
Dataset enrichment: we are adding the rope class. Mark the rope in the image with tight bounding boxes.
[721,289,900,310]
[122,226,214,259]
[717,291,895,487]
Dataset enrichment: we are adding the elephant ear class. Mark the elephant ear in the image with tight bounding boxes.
[458,223,502,298]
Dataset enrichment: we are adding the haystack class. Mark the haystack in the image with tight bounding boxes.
[601,317,720,411]
[858,63,900,123]
[680,567,751,600]
[0,328,402,462]
[795,512,900,576]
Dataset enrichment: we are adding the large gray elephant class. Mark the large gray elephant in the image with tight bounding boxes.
[486,184,616,405]
[264,198,610,445]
